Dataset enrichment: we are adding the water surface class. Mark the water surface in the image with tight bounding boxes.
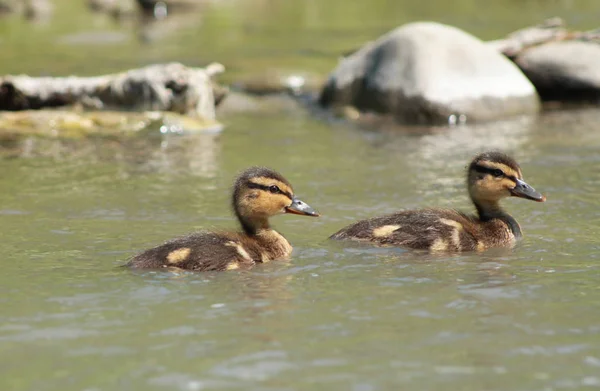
[2,1,600,390]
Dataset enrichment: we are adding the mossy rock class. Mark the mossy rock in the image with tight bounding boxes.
[0,110,223,140]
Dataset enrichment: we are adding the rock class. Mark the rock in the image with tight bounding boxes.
[136,0,211,17]
[0,129,221,178]
[0,0,53,22]
[319,22,540,125]
[23,0,53,21]
[487,17,568,58]
[0,110,223,140]
[514,41,600,102]
[88,0,120,12]
[0,62,226,121]
[0,2,14,15]
[88,0,136,19]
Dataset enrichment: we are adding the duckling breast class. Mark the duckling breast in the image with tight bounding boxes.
[477,219,518,249]
[241,229,293,263]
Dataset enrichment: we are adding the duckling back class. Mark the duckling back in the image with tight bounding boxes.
[126,232,248,271]
[330,208,514,252]
[126,229,295,271]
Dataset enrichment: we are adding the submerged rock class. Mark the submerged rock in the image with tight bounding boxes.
[514,41,600,102]
[0,110,222,140]
[0,0,53,22]
[319,22,540,125]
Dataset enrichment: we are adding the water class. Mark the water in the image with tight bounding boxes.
[2,1,600,390]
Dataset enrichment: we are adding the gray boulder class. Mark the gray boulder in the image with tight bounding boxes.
[514,40,600,102]
[319,22,540,125]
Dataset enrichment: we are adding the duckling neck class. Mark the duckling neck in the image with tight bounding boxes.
[237,214,270,236]
[473,199,522,238]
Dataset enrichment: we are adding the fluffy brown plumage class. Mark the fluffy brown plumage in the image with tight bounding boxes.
[330,151,546,252]
[126,167,319,271]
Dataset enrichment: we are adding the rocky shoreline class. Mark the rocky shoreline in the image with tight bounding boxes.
[1,17,599,135]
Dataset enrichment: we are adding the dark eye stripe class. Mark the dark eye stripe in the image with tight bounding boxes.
[247,182,293,200]
[474,165,504,177]
[474,165,520,183]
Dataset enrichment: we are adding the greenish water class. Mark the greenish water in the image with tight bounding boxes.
[1,0,598,80]
[2,1,600,390]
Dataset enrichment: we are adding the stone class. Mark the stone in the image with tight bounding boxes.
[0,62,226,121]
[514,40,600,102]
[319,22,540,125]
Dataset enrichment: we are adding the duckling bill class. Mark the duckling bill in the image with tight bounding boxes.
[126,167,319,271]
[330,151,545,252]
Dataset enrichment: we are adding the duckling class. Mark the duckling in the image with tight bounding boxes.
[126,167,319,271]
[330,151,546,252]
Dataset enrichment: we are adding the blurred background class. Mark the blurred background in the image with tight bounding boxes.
[0,0,597,80]
[1,1,600,391]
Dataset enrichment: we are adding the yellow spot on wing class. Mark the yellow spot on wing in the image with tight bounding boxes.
[439,218,462,230]
[476,241,486,251]
[166,248,191,264]
[226,262,239,270]
[260,252,271,263]
[372,225,401,238]
[430,239,448,252]
[439,218,462,250]
[225,241,253,262]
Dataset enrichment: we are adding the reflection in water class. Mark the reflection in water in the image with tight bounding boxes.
[340,115,537,210]
[409,116,535,166]
[531,107,600,148]
[141,132,221,178]
[405,116,535,197]
[235,268,295,304]
[131,262,296,311]
[0,132,221,178]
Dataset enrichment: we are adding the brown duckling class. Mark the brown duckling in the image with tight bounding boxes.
[126,167,319,271]
[330,151,546,252]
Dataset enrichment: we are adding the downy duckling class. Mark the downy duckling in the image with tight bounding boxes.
[126,167,319,271]
[330,151,546,252]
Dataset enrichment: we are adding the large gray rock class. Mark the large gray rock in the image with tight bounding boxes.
[514,40,600,102]
[319,22,540,125]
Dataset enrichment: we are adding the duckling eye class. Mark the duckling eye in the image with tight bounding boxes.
[268,185,281,194]
[492,169,504,178]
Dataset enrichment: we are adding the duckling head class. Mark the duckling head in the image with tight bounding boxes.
[232,167,319,234]
[467,151,546,210]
